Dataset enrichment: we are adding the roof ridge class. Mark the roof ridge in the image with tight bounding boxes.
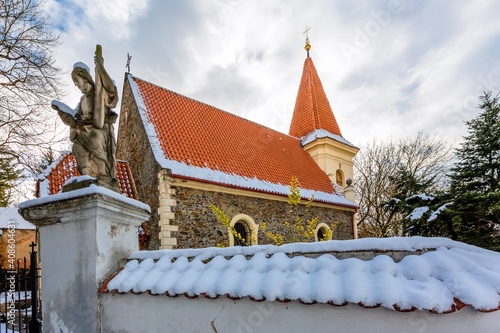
[130,74,297,140]
[308,62,321,130]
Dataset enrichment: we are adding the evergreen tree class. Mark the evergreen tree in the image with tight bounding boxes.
[447,91,500,250]
[401,192,456,238]
[383,167,455,238]
[0,154,19,206]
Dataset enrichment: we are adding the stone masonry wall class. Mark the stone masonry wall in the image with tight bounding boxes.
[172,186,353,249]
[116,77,162,250]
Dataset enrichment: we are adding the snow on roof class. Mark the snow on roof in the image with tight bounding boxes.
[103,237,500,313]
[0,208,36,230]
[36,152,139,200]
[37,150,72,181]
[300,129,357,148]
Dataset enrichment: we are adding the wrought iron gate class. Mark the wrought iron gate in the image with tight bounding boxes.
[0,242,41,333]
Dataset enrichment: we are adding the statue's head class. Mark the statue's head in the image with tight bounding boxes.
[71,62,94,94]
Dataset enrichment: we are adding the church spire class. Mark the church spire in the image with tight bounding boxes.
[304,25,311,58]
[288,49,343,139]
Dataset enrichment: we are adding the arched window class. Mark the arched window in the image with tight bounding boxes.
[233,221,249,246]
[336,170,344,186]
[315,223,333,242]
[229,214,259,246]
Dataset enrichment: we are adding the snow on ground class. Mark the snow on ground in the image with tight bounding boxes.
[0,291,31,303]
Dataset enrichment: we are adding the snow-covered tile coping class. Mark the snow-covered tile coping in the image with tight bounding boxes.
[300,129,357,148]
[18,184,151,213]
[128,236,490,260]
[105,237,500,313]
[128,75,356,208]
[0,208,36,230]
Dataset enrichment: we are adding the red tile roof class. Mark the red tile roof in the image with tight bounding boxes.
[289,57,343,139]
[129,75,355,207]
[36,153,138,199]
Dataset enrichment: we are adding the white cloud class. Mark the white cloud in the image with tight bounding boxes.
[44,0,500,150]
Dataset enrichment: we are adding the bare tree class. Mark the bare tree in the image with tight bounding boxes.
[0,0,64,176]
[355,132,452,238]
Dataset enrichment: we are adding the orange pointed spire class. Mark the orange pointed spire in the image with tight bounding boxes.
[289,56,343,139]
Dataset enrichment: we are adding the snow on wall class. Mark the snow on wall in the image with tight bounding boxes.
[105,237,500,313]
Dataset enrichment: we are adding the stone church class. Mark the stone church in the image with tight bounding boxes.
[115,43,359,250]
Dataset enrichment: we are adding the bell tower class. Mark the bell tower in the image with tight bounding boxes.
[289,31,359,203]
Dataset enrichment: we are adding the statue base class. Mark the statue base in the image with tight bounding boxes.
[62,175,120,193]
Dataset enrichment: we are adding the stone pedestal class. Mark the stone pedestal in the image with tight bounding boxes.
[19,188,150,333]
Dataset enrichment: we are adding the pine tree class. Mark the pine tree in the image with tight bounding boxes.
[0,155,19,206]
[447,91,500,250]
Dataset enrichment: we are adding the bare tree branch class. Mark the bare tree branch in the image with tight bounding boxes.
[355,132,453,238]
[0,0,67,182]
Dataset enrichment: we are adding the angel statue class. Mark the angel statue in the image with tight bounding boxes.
[52,45,119,192]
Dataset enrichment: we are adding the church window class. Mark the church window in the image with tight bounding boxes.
[233,221,249,246]
[229,214,259,246]
[314,223,333,242]
[335,170,344,186]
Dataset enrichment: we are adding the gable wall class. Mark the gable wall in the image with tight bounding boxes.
[117,78,162,250]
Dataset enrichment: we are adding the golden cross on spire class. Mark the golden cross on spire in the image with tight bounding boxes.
[303,25,311,57]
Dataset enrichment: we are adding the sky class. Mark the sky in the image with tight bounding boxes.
[44,0,500,149]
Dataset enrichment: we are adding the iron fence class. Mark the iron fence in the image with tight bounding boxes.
[0,242,41,333]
